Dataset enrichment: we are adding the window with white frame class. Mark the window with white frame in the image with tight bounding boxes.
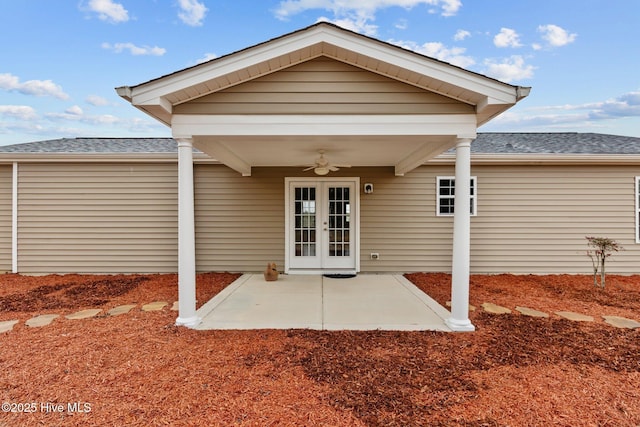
[636,177,640,243]
[437,176,477,216]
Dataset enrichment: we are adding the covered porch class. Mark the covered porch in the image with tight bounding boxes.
[116,22,529,332]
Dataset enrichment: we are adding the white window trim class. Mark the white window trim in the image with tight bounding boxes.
[12,162,18,273]
[436,176,477,217]
[636,176,640,244]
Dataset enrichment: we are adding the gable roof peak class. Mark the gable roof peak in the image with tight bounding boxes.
[117,21,529,128]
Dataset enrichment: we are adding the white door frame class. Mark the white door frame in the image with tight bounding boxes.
[284,177,360,274]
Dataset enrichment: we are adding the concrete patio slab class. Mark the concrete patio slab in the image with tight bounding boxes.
[322,275,451,331]
[195,274,452,331]
[196,274,323,330]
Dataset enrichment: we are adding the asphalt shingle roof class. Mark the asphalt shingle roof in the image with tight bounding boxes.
[0,133,638,155]
[471,133,640,154]
[0,137,179,154]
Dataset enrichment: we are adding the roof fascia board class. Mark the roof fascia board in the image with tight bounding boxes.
[430,153,640,165]
[0,153,214,163]
[315,29,519,105]
[171,113,477,138]
[129,31,330,106]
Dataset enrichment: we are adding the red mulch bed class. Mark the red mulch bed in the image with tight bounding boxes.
[0,272,639,426]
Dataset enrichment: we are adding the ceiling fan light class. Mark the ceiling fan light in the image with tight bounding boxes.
[314,167,330,175]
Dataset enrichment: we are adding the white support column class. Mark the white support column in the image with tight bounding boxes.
[446,139,475,332]
[175,138,200,327]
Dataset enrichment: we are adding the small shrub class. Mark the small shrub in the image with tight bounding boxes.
[586,236,622,289]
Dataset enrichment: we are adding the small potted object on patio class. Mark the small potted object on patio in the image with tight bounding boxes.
[264,262,279,281]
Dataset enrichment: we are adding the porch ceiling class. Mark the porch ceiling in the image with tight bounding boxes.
[192,134,458,176]
[178,113,477,176]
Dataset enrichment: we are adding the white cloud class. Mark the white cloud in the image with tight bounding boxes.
[537,24,577,47]
[86,95,110,106]
[437,0,461,16]
[45,109,127,126]
[275,0,462,24]
[395,18,408,30]
[66,105,84,116]
[195,53,219,65]
[585,91,640,120]
[46,110,83,121]
[177,0,208,26]
[389,39,475,68]
[102,42,166,56]
[453,29,470,41]
[86,0,129,23]
[0,105,37,120]
[0,107,167,143]
[483,55,535,82]
[493,28,522,48]
[0,73,69,100]
[317,15,378,36]
[485,90,640,132]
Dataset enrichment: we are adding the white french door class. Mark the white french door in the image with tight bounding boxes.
[285,178,359,273]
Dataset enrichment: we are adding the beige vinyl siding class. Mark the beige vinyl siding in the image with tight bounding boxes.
[18,163,178,273]
[194,166,285,272]
[193,165,450,273]
[15,161,637,275]
[0,165,12,272]
[470,165,638,274]
[359,165,640,274]
[367,164,638,274]
[175,57,473,116]
[359,166,452,272]
[193,164,640,274]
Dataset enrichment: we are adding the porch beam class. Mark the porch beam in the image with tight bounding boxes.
[446,138,475,332]
[193,139,252,176]
[171,114,478,137]
[175,138,200,327]
[394,137,459,176]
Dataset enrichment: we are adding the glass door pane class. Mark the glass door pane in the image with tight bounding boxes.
[327,186,350,257]
[294,187,316,257]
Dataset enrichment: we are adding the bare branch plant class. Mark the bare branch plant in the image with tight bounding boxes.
[586,236,622,288]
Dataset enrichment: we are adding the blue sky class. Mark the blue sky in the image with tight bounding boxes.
[1,0,639,146]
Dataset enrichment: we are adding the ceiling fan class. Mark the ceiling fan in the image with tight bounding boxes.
[302,150,351,175]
